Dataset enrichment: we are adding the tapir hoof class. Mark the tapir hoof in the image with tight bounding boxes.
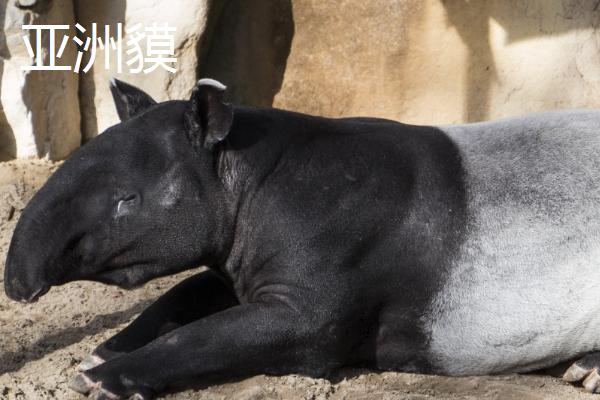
[563,352,600,393]
[69,372,99,394]
[89,387,120,400]
[69,372,150,400]
[78,354,106,371]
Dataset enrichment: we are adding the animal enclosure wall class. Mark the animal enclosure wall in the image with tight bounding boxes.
[2,0,600,160]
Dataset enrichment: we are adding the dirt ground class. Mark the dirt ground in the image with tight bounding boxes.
[0,159,596,400]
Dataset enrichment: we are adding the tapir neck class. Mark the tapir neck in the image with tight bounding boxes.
[216,106,310,194]
[213,106,315,280]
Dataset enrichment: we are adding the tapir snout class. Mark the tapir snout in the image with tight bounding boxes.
[5,216,52,302]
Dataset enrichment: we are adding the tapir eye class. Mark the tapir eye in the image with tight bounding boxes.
[121,194,136,202]
[115,194,138,216]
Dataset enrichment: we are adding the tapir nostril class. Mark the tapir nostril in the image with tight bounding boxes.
[5,242,51,303]
[24,285,50,303]
[4,273,49,303]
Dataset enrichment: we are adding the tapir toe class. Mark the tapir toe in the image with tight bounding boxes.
[563,352,600,393]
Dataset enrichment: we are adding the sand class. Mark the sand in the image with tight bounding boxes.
[0,159,595,400]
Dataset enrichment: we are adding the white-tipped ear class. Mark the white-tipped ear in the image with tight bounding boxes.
[109,78,157,121]
[196,78,226,91]
[184,78,234,151]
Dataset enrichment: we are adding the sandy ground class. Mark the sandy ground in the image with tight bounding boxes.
[0,159,596,400]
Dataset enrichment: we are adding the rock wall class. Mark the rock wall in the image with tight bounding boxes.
[3,0,600,159]
[271,0,600,125]
[0,0,80,161]
[0,0,213,158]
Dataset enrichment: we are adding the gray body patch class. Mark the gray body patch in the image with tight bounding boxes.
[428,110,600,375]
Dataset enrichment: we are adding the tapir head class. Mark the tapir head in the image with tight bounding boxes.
[5,78,234,302]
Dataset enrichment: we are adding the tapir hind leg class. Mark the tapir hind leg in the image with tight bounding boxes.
[563,351,600,393]
[79,269,238,371]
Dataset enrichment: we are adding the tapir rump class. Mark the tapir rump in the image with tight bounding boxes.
[5,78,600,399]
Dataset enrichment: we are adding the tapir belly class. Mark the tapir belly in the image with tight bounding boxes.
[426,237,600,375]
[425,110,600,375]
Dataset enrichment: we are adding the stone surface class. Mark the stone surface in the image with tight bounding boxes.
[271,0,600,125]
[198,0,294,107]
[0,0,80,160]
[75,0,214,141]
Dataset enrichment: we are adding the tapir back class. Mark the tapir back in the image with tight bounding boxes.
[427,110,600,375]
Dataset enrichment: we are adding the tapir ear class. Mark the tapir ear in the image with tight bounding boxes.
[109,78,157,121]
[184,78,234,151]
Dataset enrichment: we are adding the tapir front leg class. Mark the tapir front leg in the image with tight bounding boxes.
[79,270,238,371]
[71,302,344,399]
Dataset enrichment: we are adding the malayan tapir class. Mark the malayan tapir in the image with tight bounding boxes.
[5,78,600,399]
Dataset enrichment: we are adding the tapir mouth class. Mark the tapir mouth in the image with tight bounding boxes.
[20,285,50,303]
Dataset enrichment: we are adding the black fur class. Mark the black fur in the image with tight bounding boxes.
[5,80,467,398]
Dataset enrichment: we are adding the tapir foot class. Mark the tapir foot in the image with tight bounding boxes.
[78,354,106,371]
[79,343,128,371]
[69,371,149,400]
[563,351,600,393]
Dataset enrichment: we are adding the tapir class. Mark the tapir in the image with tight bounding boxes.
[5,78,600,399]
